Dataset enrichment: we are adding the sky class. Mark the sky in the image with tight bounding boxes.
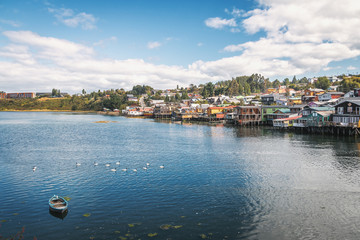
[0,0,360,93]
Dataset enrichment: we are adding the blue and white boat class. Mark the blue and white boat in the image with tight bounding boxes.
[49,195,68,213]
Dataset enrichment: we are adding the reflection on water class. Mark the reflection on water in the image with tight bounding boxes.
[0,112,360,240]
[49,209,68,220]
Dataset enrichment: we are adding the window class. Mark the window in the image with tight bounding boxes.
[338,107,344,114]
[356,107,360,115]
[347,107,353,113]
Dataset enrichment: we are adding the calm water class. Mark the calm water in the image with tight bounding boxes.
[0,112,360,240]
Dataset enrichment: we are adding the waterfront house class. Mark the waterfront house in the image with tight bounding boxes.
[0,92,6,99]
[143,107,154,117]
[293,106,334,127]
[224,106,237,123]
[261,105,289,125]
[207,106,225,121]
[332,99,360,127]
[234,106,261,126]
[266,108,292,122]
[154,104,176,119]
[172,106,197,121]
[273,115,302,128]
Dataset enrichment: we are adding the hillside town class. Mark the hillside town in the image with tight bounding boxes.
[119,75,360,136]
[2,74,360,135]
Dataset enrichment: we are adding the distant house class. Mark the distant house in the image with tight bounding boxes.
[288,97,302,105]
[318,92,344,101]
[332,99,360,127]
[354,88,360,97]
[0,92,6,99]
[36,92,52,97]
[149,99,164,105]
[328,76,339,83]
[289,104,306,114]
[261,94,279,105]
[276,98,288,106]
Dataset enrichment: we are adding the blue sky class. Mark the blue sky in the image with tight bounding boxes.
[0,0,359,93]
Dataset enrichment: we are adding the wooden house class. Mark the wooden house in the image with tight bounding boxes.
[261,105,289,125]
[288,97,302,105]
[261,94,279,105]
[273,115,302,128]
[293,106,334,127]
[318,92,344,101]
[234,106,261,126]
[332,100,360,127]
[154,104,176,119]
[289,105,306,114]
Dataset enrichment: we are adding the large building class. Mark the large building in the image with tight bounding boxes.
[6,92,36,99]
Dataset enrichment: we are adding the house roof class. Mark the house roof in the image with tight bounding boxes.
[309,106,335,111]
[273,115,302,121]
[262,105,288,108]
[334,99,360,107]
[315,111,333,117]
[276,109,291,113]
[289,104,307,109]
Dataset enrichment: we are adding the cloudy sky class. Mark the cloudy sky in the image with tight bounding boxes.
[0,0,360,93]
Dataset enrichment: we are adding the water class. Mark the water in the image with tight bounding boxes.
[0,112,360,240]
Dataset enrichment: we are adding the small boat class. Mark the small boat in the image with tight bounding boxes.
[49,195,68,213]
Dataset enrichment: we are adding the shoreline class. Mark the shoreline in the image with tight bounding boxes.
[0,109,97,113]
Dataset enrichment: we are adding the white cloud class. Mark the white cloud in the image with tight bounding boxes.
[347,66,357,70]
[48,7,97,30]
[0,31,219,93]
[205,17,237,29]
[225,7,245,18]
[197,42,203,47]
[93,36,117,47]
[147,41,161,49]
[0,19,21,27]
[202,0,360,78]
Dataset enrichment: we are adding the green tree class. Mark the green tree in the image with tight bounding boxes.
[299,77,309,84]
[283,78,290,86]
[315,77,331,90]
[244,82,251,95]
[227,79,239,96]
[272,79,280,88]
[238,84,244,95]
